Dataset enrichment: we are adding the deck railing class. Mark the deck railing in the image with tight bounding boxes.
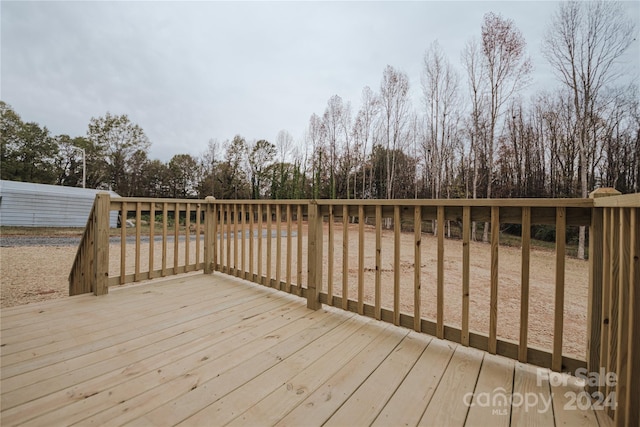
[70,190,638,426]
[589,191,639,424]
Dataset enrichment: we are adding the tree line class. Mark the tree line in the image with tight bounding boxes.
[2,1,638,205]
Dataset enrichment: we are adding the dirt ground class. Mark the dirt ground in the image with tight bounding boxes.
[0,222,589,360]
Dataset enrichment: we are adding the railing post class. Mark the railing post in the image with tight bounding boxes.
[587,188,619,392]
[93,193,110,296]
[204,196,216,274]
[307,201,322,310]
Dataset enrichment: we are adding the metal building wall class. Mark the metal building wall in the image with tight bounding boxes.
[0,180,119,227]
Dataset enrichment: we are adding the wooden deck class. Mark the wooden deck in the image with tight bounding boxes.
[1,273,610,426]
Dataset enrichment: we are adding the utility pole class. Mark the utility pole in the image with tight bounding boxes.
[81,148,86,188]
[74,147,86,188]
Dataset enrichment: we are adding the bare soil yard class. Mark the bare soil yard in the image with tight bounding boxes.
[0,223,589,360]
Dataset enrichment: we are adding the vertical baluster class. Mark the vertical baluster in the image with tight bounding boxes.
[375,205,382,320]
[615,207,631,425]
[225,203,233,274]
[241,204,246,279]
[266,203,272,287]
[286,204,292,293]
[358,204,365,316]
[174,203,179,273]
[135,202,141,282]
[185,203,191,271]
[297,205,303,296]
[121,202,128,284]
[342,205,349,309]
[249,204,254,281]
[489,206,499,354]
[195,203,201,270]
[327,205,334,303]
[552,206,566,371]
[414,205,422,332]
[275,204,282,289]
[606,207,621,417]
[461,206,470,346]
[519,207,531,362]
[625,208,639,426]
[149,202,155,278]
[394,205,401,326]
[600,207,612,396]
[162,202,168,277]
[234,203,239,276]
[257,204,263,284]
[437,206,444,338]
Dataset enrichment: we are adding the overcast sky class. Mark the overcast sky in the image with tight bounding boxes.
[2,1,638,162]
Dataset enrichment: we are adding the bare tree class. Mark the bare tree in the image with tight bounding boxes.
[306,113,326,199]
[323,95,345,199]
[352,86,379,198]
[379,65,411,199]
[201,138,221,198]
[462,38,488,240]
[422,40,461,200]
[338,100,353,199]
[542,0,635,258]
[480,12,532,241]
[275,129,293,164]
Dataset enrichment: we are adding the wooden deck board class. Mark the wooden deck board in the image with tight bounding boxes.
[465,353,515,427]
[372,336,455,426]
[324,332,431,426]
[0,273,605,426]
[419,344,484,426]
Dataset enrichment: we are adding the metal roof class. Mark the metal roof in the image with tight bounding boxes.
[0,180,120,227]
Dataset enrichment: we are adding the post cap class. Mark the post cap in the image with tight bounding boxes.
[204,196,216,202]
[589,188,621,198]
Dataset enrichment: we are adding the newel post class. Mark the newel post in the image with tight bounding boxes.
[204,196,216,274]
[93,193,110,296]
[587,188,620,391]
[307,201,323,310]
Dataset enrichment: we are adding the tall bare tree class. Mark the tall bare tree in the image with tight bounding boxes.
[352,86,379,198]
[323,95,346,199]
[422,40,460,199]
[379,65,411,199]
[480,12,532,241]
[462,38,488,240]
[306,113,326,199]
[542,0,635,258]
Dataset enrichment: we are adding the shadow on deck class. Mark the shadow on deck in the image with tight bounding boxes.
[1,273,611,426]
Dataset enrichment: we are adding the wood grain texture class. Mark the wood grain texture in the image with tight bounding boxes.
[120,202,128,284]
[489,206,499,354]
[552,207,566,372]
[626,208,639,427]
[519,206,531,363]
[437,205,445,338]
[375,205,382,321]
[394,205,401,326]
[462,206,470,346]
[414,205,422,332]
[7,265,604,426]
